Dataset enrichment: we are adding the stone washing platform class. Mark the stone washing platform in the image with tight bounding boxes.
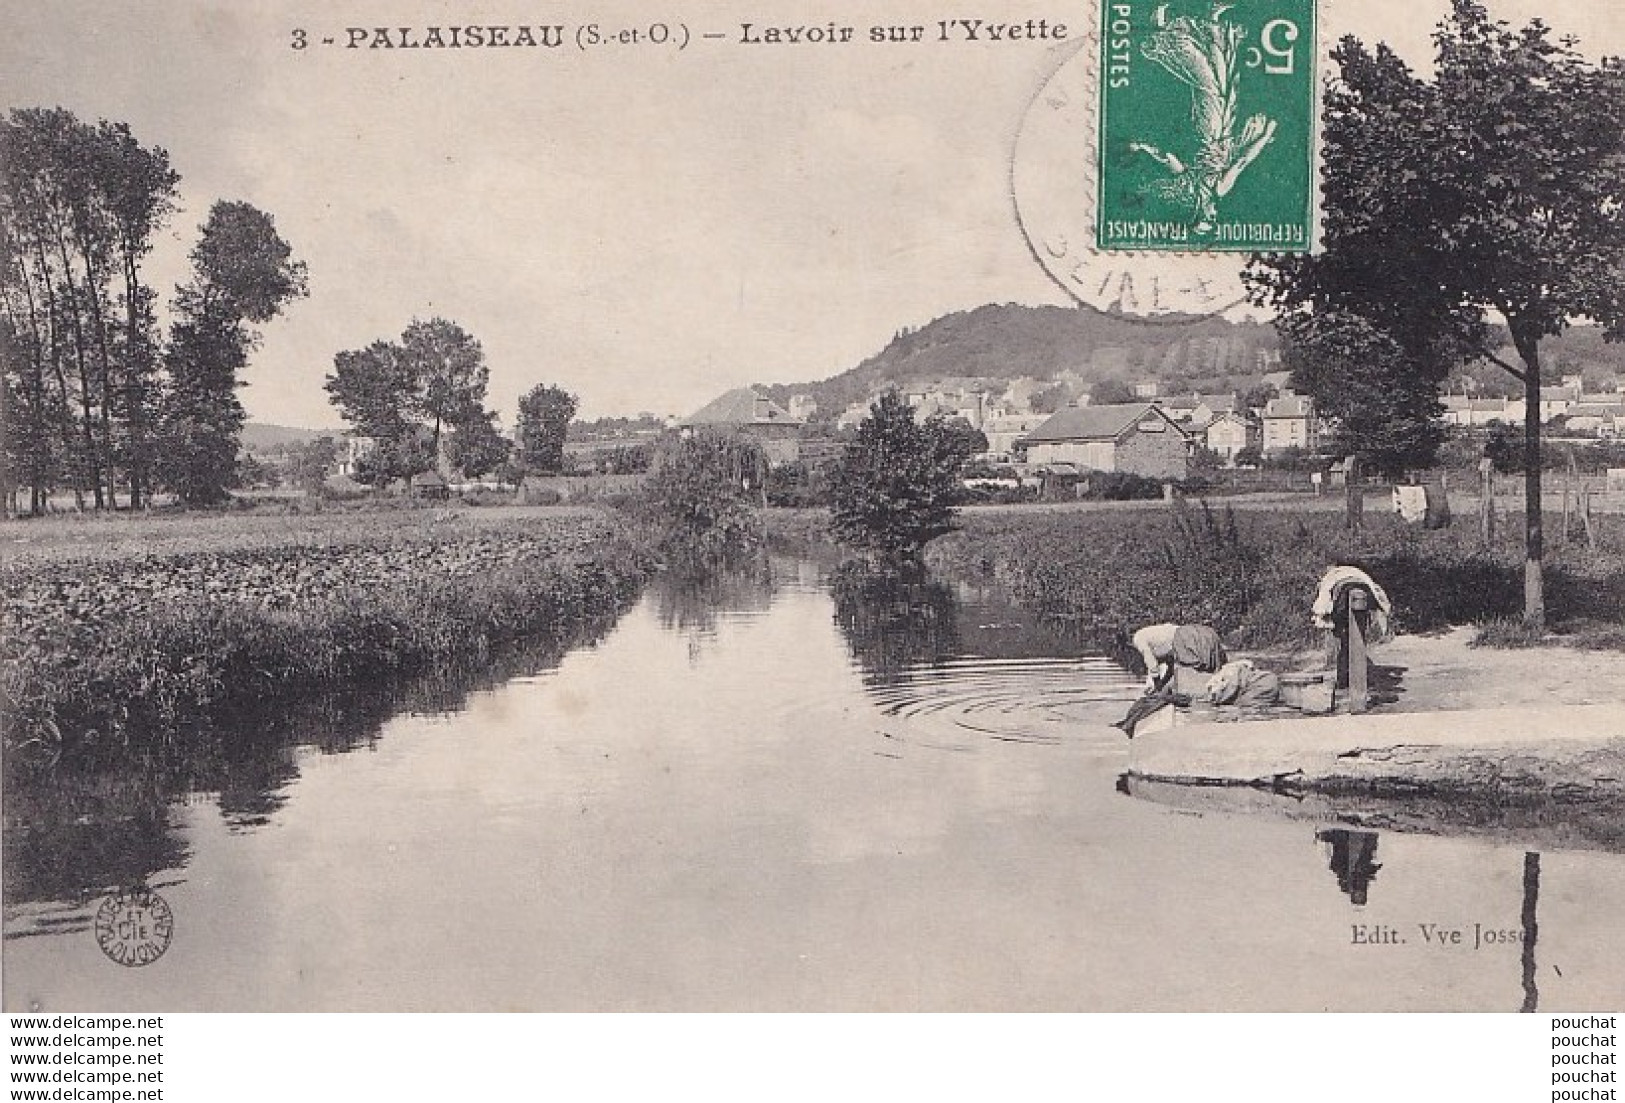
[1128,703,1625,807]
[1124,703,1625,852]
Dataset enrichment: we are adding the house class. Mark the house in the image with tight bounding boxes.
[1261,394,1318,454]
[1160,393,1240,428]
[337,435,377,478]
[1442,397,1522,427]
[1199,410,1255,462]
[835,402,872,431]
[1023,403,1189,480]
[981,412,1050,460]
[1540,384,1582,422]
[682,387,805,465]
[1190,394,1240,426]
[1159,394,1203,421]
[1565,402,1625,437]
[907,382,990,428]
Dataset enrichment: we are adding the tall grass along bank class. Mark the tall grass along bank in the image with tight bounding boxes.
[3,509,655,771]
[918,503,1625,652]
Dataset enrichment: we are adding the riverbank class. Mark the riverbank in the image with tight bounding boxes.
[2,507,655,772]
[935,501,1624,650]
[1120,628,1625,851]
[766,501,1625,650]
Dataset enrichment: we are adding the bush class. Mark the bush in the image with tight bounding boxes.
[765,460,832,508]
[1084,471,1165,501]
[629,431,765,566]
[829,391,978,561]
[458,488,518,507]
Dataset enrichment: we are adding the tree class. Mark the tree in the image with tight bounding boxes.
[1191,444,1226,472]
[829,390,980,561]
[0,109,179,512]
[287,435,342,496]
[94,119,180,508]
[516,383,577,474]
[937,416,989,459]
[353,428,433,487]
[636,430,766,565]
[1282,311,1447,477]
[1029,381,1072,414]
[159,201,306,505]
[446,412,510,479]
[406,318,487,456]
[1090,377,1137,406]
[325,318,496,482]
[1239,381,1279,414]
[1247,1,1625,628]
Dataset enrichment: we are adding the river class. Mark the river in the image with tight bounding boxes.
[5,556,1623,1011]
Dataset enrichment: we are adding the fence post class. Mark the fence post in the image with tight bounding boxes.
[1479,458,1495,547]
[1346,588,1370,714]
[1344,454,1362,532]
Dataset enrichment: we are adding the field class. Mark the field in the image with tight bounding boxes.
[2,505,653,772]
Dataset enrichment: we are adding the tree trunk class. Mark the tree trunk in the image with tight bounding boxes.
[121,253,148,509]
[29,239,83,510]
[1520,851,1540,1014]
[3,272,54,513]
[51,227,104,510]
[1517,334,1544,632]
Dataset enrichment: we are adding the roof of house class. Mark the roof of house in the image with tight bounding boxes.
[683,387,799,427]
[1163,392,1239,411]
[1263,395,1314,418]
[1568,402,1625,417]
[1026,402,1181,443]
[1202,410,1251,429]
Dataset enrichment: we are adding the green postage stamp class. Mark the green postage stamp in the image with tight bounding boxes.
[1097,0,1316,252]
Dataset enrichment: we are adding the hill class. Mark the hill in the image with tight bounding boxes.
[753,303,1281,418]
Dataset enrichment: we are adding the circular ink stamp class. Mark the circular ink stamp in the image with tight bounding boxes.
[1012,0,1325,322]
[94,888,174,967]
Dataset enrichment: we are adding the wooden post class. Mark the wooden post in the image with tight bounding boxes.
[1479,458,1496,547]
[1581,482,1596,551]
[1346,587,1370,714]
[1344,454,1362,533]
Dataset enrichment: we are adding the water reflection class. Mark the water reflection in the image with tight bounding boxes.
[3,607,633,923]
[1318,828,1383,906]
[829,563,960,686]
[651,561,777,656]
[1521,851,1541,1013]
[7,553,1623,1012]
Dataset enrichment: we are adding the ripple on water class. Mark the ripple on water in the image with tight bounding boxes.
[858,655,1139,750]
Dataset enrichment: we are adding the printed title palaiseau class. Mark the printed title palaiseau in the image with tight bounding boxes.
[343,26,566,49]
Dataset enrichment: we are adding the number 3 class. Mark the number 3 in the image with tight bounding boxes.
[291,28,308,50]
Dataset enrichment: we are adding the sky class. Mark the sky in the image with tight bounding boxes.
[4,0,1622,429]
